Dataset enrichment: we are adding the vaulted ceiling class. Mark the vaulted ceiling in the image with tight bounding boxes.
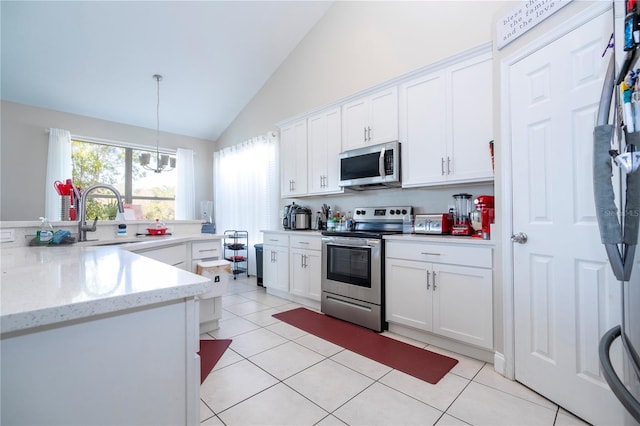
[1,1,333,141]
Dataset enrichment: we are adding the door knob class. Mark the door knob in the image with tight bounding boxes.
[511,232,528,244]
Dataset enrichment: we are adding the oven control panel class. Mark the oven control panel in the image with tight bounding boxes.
[353,206,413,222]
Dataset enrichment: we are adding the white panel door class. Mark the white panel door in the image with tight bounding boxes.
[369,86,398,145]
[510,11,625,425]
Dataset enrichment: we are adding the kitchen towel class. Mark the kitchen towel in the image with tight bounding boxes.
[273,308,458,384]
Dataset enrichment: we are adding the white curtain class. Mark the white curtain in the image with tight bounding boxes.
[175,148,195,220]
[214,132,279,276]
[45,128,72,221]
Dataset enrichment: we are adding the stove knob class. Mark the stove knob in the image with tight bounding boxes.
[359,210,365,216]
[401,209,408,215]
[389,210,395,215]
[395,209,401,215]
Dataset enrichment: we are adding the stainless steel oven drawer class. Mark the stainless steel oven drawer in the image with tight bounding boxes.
[321,291,383,332]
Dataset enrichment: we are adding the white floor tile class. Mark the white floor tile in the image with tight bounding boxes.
[333,382,443,426]
[228,327,288,358]
[200,414,224,425]
[221,294,250,307]
[330,349,392,380]
[200,359,278,413]
[266,320,309,340]
[425,345,486,380]
[209,315,260,339]
[472,364,558,410]
[294,333,344,357]
[200,399,214,423]
[241,306,284,327]
[447,381,557,426]
[241,289,294,307]
[315,414,348,425]
[284,359,374,412]
[222,299,271,316]
[211,347,243,372]
[249,341,325,380]
[218,383,328,426]
[435,413,472,425]
[379,369,469,412]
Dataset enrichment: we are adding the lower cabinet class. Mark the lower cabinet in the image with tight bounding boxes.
[263,233,289,292]
[385,240,493,350]
[289,235,322,301]
[134,243,187,269]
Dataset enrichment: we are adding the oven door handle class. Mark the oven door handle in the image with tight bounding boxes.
[322,239,378,248]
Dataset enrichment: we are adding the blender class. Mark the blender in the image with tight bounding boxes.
[451,193,473,236]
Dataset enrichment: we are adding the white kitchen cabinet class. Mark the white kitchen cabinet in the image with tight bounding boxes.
[289,235,322,301]
[342,86,398,150]
[307,107,343,195]
[281,119,308,197]
[385,240,493,349]
[263,233,289,292]
[400,53,493,187]
[135,243,187,269]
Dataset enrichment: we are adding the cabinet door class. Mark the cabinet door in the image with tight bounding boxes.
[281,120,308,196]
[289,249,307,297]
[385,258,432,331]
[400,72,448,187]
[342,98,368,151]
[264,245,289,291]
[431,263,493,349]
[305,250,322,301]
[369,86,398,145]
[448,57,494,183]
[307,108,343,195]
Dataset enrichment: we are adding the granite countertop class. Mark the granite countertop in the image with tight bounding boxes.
[0,244,212,335]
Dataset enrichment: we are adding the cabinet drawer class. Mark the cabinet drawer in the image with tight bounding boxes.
[386,241,491,268]
[137,244,186,267]
[263,233,289,247]
[191,240,221,260]
[289,235,321,251]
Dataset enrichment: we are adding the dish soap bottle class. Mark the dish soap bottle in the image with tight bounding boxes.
[37,217,54,245]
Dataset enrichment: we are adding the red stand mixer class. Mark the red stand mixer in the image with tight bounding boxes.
[470,195,495,239]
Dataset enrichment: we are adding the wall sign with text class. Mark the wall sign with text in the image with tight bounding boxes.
[497,0,573,49]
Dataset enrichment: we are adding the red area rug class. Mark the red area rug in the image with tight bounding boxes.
[200,339,232,384]
[273,308,458,384]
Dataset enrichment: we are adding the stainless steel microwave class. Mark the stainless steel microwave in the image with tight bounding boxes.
[338,141,401,190]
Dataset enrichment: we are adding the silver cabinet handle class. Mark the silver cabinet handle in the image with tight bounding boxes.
[433,271,437,290]
[364,127,367,142]
[198,249,216,253]
[420,252,441,256]
[511,232,528,244]
[367,126,372,141]
[447,156,451,175]
[426,270,431,290]
[298,241,309,245]
[441,158,445,175]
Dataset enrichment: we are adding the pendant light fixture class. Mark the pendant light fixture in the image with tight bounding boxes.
[139,74,176,173]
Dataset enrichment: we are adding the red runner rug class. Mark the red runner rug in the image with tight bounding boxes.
[273,308,458,384]
[200,339,232,384]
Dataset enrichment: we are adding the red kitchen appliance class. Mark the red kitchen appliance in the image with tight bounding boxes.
[470,195,495,239]
[451,193,473,236]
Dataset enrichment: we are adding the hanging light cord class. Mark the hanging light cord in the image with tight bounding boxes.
[154,74,162,168]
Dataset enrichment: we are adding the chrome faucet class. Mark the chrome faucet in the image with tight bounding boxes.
[77,184,125,242]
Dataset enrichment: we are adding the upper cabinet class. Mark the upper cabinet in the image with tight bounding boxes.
[281,119,308,197]
[342,87,398,151]
[400,53,494,187]
[307,107,343,195]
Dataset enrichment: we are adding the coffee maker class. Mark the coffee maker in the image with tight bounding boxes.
[451,193,474,236]
[470,195,495,239]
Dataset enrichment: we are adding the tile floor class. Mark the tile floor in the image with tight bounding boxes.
[200,276,589,426]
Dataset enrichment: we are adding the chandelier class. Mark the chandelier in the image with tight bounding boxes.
[139,74,176,173]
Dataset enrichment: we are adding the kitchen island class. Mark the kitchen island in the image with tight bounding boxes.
[0,245,212,425]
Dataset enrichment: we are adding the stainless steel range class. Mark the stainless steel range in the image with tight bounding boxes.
[321,206,412,332]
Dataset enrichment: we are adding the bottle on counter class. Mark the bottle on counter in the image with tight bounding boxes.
[37,217,54,245]
[345,211,354,231]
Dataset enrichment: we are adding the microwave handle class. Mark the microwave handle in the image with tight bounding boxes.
[379,147,385,177]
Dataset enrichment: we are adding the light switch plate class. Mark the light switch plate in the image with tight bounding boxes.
[1,229,15,242]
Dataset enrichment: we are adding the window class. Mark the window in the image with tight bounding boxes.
[71,138,176,220]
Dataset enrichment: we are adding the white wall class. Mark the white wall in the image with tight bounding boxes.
[216,1,506,150]
[0,101,215,221]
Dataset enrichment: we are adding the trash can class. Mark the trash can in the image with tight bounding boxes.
[254,244,263,286]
